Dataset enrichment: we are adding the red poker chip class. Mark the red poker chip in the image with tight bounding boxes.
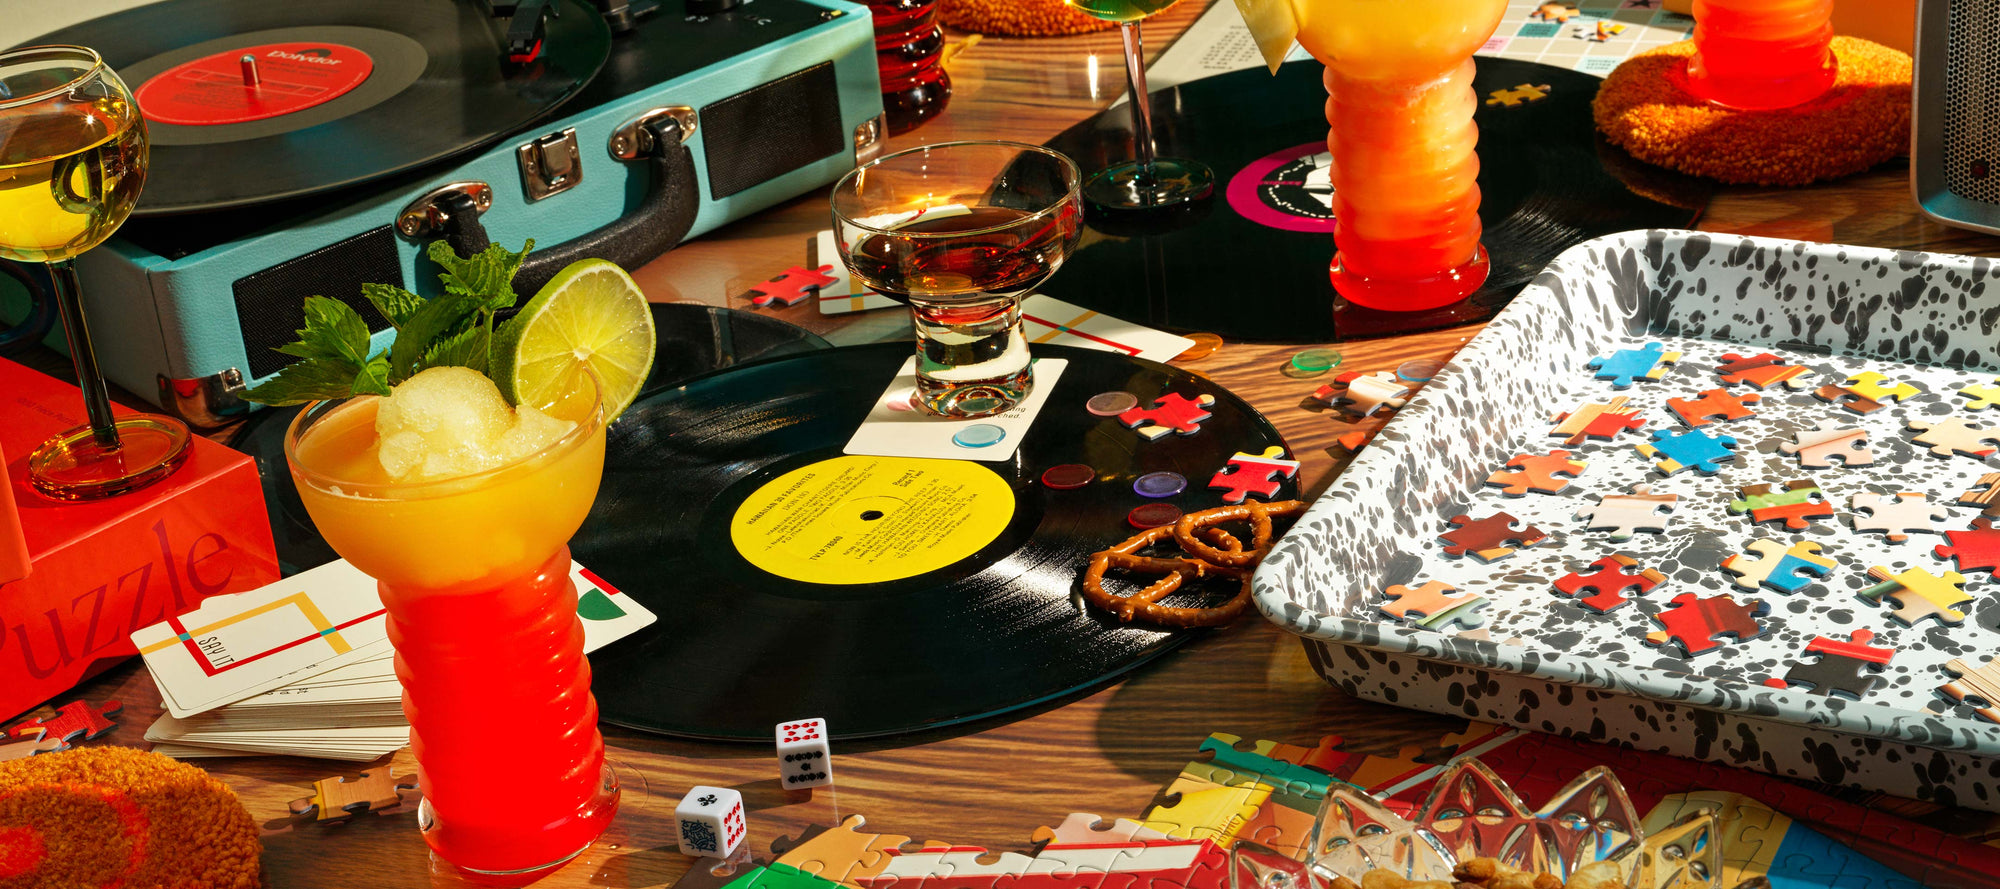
[1039,464,1096,490]
[1127,503,1184,529]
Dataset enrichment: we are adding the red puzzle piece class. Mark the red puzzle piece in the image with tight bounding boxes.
[1551,554,1665,613]
[7,699,122,746]
[1935,518,2000,574]
[1715,352,1814,389]
[1119,393,1215,440]
[1484,450,1587,496]
[748,265,840,307]
[1438,512,1547,562]
[1207,447,1300,503]
[1665,388,1760,427]
[1644,593,1768,657]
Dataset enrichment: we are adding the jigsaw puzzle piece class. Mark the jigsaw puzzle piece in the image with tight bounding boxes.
[1859,566,1972,626]
[1643,592,1769,657]
[1778,420,1872,469]
[1721,539,1835,594]
[1551,554,1665,613]
[1955,473,2000,520]
[1484,83,1552,106]
[1379,580,1490,630]
[1575,483,1677,540]
[1666,387,1760,427]
[6,699,122,745]
[1849,492,1948,543]
[1586,342,1681,389]
[1715,353,1816,390]
[1935,517,2000,573]
[288,768,418,821]
[1030,814,1174,849]
[1762,629,1894,700]
[1907,417,2000,459]
[1958,378,2000,411]
[1637,428,1739,476]
[1438,513,1547,563]
[1137,774,1268,848]
[1547,396,1646,446]
[1313,371,1413,418]
[1728,480,1831,531]
[1483,450,1587,497]
[749,266,841,308]
[1195,734,1334,803]
[0,728,64,762]
[1206,447,1300,504]
[1120,393,1216,440]
[1941,658,2000,724]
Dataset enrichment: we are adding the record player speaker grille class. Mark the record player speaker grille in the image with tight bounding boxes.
[232,227,401,379]
[700,62,847,200]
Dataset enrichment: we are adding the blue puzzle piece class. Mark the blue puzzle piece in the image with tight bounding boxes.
[1636,428,1739,476]
[1762,554,1835,593]
[1585,341,1679,389]
[1769,821,1927,889]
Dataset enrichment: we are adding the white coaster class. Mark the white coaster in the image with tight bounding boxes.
[843,357,1067,463]
[1020,295,1195,361]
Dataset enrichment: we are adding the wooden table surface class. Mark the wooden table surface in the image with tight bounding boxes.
[33,3,2000,886]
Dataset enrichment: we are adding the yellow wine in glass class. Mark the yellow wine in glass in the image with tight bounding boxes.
[1065,0,1214,213]
[0,45,189,500]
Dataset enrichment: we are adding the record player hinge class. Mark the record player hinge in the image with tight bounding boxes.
[396,182,495,240]
[610,107,696,160]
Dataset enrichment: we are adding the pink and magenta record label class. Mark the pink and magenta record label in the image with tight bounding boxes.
[1225,142,1339,234]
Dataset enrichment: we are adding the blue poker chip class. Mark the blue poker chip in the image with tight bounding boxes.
[952,424,1008,448]
[1132,471,1187,498]
[1398,358,1445,382]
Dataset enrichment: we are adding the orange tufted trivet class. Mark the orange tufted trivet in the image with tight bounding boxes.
[0,746,261,889]
[1593,36,1911,187]
[938,0,1120,36]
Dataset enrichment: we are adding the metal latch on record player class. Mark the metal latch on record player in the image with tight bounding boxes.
[395,182,494,240]
[517,127,584,201]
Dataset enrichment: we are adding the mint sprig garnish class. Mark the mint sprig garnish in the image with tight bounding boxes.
[243,239,535,406]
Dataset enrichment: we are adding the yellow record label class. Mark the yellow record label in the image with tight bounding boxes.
[730,455,1014,585]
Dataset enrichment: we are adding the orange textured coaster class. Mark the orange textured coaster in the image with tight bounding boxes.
[938,0,1122,36]
[1593,37,1911,187]
[0,746,262,888]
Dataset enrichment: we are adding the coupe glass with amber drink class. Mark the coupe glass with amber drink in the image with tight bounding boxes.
[0,45,190,499]
[832,141,1083,418]
[1296,0,1508,312]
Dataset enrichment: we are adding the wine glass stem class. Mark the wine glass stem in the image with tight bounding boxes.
[1118,21,1158,186]
[47,259,121,449]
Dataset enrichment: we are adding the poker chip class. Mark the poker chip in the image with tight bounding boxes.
[1289,348,1343,376]
[1127,502,1184,529]
[1170,333,1224,362]
[951,424,1007,448]
[1086,391,1140,416]
[1132,471,1187,498]
[1398,358,1445,382]
[1040,464,1096,490]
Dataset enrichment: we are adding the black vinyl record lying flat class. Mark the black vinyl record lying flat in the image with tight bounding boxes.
[580,343,1294,740]
[1045,57,1711,342]
[231,303,828,575]
[32,0,609,214]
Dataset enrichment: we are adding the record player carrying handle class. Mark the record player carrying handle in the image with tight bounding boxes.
[431,117,700,301]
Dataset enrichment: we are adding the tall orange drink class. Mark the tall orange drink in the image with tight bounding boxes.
[1685,0,1835,111]
[284,382,616,876]
[1296,0,1506,312]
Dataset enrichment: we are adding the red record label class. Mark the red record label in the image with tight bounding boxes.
[135,43,374,126]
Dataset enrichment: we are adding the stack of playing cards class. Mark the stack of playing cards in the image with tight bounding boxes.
[131,559,654,761]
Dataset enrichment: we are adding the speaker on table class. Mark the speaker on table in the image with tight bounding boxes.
[1913,0,2000,235]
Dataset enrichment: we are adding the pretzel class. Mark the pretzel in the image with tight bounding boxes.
[1172,500,1306,567]
[1079,500,1306,628]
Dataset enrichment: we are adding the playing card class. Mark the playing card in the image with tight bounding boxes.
[131,560,391,719]
[1020,295,1195,362]
[843,357,1067,462]
[575,565,656,652]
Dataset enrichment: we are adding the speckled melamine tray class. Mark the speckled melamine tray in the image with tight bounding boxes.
[1253,230,2000,811]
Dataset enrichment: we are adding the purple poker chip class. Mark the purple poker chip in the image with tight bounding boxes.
[1132,471,1187,498]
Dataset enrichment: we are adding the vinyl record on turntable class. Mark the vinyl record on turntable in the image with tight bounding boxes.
[29,0,611,214]
[577,343,1294,740]
[1043,58,1713,343]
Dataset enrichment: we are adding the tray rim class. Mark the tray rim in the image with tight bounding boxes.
[1253,228,2000,757]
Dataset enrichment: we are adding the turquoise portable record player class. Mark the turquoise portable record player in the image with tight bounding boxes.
[10,0,883,425]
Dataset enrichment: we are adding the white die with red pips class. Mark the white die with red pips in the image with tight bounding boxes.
[674,785,745,858]
[775,717,832,789]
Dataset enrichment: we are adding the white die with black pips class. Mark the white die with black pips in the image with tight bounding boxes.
[775,717,831,789]
[674,785,745,858]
